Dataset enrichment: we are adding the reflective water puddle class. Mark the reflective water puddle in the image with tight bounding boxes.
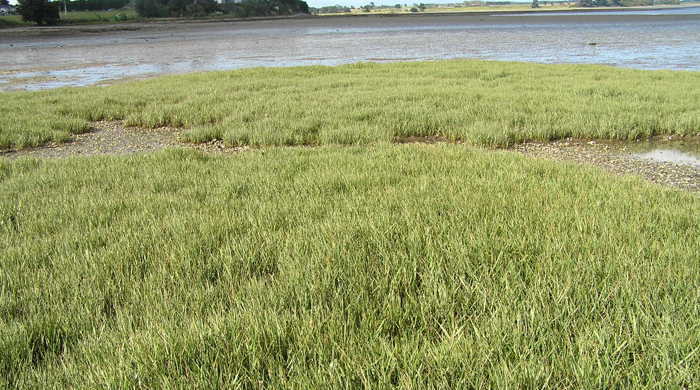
[628,140,700,167]
[634,149,700,167]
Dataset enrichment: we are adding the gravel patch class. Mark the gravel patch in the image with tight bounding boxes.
[0,121,246,159]
[512,139,700,193]
[3,126,698,194]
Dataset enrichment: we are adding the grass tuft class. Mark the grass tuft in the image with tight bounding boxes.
[1,144,699,387]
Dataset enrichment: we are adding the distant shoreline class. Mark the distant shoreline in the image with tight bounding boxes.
[318,3,700,18]
[1,3,699,36]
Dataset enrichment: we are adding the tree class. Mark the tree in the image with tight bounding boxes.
[316,4,350,13]
[531,0,540,7]
[0,0,10,6]
[64,0,131,11]
[222,0,309,18]
[167,0,218,17]
[135,0,168,16]
[17,0,60,25]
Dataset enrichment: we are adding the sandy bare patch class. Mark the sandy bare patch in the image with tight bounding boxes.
[0,121,245,159]
[3,125,698,194]
[512,139,700,193]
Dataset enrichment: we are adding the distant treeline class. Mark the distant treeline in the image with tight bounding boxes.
[311,0,682,13]
[222,0,310,18]
[135,0,310,17]
[313,4,351,13]
[65,0,131,11]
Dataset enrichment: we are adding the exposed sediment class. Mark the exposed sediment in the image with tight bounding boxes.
[513,139,700,193]
[3,123,698,194]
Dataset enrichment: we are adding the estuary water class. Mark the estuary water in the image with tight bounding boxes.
[0,7,699,90]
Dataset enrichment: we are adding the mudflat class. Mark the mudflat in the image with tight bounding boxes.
[2,10,699,90]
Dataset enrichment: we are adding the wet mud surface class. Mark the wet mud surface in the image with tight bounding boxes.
[1,9,699,91]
